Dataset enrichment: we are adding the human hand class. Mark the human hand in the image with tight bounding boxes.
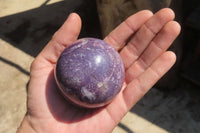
[17,8,180,133]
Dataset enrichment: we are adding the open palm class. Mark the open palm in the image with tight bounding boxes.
[17,8,180,133]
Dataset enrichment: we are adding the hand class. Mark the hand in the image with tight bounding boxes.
[17,8,180,133]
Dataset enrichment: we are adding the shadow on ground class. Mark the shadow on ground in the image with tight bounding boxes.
[131,82,200,133]
[0,0,102,57]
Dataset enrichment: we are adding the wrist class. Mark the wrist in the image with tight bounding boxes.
[17,116,36,133]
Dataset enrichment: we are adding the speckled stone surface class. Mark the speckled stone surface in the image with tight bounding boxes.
[55,38,125,108]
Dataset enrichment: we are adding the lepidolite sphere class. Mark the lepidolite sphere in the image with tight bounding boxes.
[55,38,125,108]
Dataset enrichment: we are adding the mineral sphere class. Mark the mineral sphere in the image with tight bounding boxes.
[55,38,125,108]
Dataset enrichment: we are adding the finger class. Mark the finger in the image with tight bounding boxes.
[120,8,175,69]
[123,51,176,109]
[36,13,82,66]
[104,51,176,123]
[125,21,181,83]
[104,10,153,50]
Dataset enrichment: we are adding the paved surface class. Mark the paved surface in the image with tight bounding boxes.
[0,0,200,133]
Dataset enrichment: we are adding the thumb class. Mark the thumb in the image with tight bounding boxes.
[37,13,82,66]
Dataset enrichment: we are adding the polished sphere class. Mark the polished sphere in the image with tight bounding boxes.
[55,38,125,108]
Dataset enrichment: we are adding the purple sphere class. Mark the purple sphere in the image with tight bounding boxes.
[55,38,125,108]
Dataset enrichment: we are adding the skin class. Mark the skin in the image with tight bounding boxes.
[17,8,181,133]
